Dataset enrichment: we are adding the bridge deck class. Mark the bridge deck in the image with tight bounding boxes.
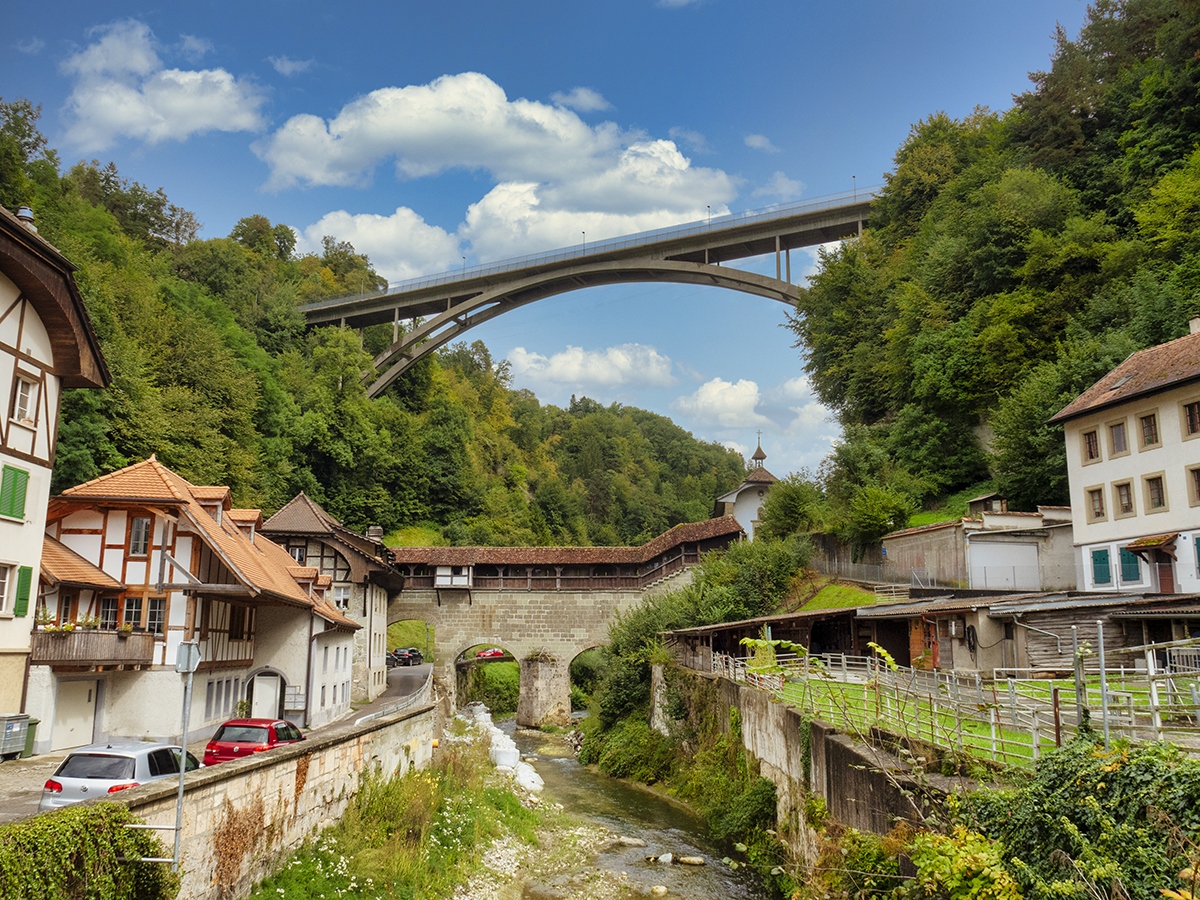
[301,188,878,329]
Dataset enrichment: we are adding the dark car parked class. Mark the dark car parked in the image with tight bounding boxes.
[391,647,424,666]
[202,718,305,766]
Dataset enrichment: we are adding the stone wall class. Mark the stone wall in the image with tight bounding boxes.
[390,588,646,726]
[661,666,951,863]
[117,701,436,900]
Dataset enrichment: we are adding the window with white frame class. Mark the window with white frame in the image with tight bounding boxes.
[1109,420,1129,455]
[129,517,151,556]
[13,375,37,423]
[333,585,350,610]
[0,564,11,613]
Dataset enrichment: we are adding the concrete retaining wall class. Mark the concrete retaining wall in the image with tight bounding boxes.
[663,667,950,862]
[116,701,437,900]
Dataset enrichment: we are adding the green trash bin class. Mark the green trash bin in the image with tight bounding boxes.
[20,718,39,759]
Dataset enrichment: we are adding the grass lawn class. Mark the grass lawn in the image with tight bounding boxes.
[906,480,995,528]
[388,620,433,659]
[801,581,877,611]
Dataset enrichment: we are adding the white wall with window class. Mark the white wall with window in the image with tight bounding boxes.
[1062,379,1200,593]
[0,272,57,712]
[308,626,355,729]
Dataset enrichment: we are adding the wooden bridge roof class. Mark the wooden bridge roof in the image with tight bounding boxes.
[389,516,744,567]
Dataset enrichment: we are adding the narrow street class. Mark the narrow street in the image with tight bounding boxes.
[0,665,431,826]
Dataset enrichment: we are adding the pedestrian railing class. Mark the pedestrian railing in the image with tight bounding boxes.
[709,646,1200,767]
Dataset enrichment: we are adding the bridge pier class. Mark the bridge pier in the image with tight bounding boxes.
[516,654,571,728]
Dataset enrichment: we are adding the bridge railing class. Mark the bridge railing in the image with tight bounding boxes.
[301,185,884,313]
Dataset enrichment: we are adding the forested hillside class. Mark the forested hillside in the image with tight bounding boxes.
[0,102,744,545]
[781,0,1200,544]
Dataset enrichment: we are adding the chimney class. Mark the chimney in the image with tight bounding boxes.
[366,525,384,543]
[1191,315,1200,335]
[15,207,37,233]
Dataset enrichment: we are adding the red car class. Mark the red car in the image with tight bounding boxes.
[476,647,505,658]
[203,718,305,766]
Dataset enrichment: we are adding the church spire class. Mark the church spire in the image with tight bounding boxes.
[751,432,766,468]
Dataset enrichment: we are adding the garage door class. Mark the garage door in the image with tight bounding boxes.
[52,680,97,751]
[969,542,1039,590]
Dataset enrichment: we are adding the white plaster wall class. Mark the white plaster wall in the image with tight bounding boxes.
[732,485,770,541]
[309,628,355,728]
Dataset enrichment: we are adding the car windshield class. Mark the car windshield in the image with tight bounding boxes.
[58,753,136,779]
[213,725,269,744]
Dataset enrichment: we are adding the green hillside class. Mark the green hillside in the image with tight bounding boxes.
[0,103,744,545]
[764,0,1200,548]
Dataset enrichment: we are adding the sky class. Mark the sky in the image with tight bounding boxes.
[1,0,1090,477]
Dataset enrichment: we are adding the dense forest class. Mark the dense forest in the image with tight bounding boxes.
[0,101,745,545]
[767,0,1200,547]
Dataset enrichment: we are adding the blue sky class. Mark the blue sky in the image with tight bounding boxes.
[2,0,1089,476]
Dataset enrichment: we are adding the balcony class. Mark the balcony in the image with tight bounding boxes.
[30,629,156,668]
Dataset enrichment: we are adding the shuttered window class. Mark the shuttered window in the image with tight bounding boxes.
[0,466,29,520]
[13,566,32,616]
[1091,548,1112,585]
[1119,548,1141,584]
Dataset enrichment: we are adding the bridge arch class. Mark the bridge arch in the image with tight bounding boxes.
[366,259,798,397]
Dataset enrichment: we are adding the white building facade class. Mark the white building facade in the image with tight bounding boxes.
[0,206,108,715]
[1051,319,1200,594]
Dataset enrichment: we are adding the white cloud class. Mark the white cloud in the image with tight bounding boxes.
[744,133,779,153]
[256,71,736,260]
[296,207,461,284]
[674,378,772,428]
[550,87,611,112]
[16,37,45,55]
[60,20,264,151]
[178,35,213,61]
[753,171,804,200]
[509,343,676,390]
[270,55,313,76]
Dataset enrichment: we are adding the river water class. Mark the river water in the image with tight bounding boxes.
[508,724,774,899]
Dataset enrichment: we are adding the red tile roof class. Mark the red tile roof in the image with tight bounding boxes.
[53,458,358,630]
[744,467,777,485]
[41,536,125,590]
[389,516,744,566]
[1049,329,1200,424]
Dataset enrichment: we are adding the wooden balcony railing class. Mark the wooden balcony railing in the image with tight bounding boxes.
[30,630,156,667]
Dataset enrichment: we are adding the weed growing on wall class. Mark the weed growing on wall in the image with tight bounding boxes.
[247,736,538,899]
[0,802,179,900]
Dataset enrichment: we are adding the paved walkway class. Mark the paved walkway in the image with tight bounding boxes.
[0,665,432,826]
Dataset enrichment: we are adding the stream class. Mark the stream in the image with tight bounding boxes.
[507,723,775,899]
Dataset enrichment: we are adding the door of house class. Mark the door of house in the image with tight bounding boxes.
[251,673,281,719]
[1156,551,1176,594]
[51,679,97,751]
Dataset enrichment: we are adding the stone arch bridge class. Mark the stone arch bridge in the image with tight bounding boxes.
[386,517,743,725]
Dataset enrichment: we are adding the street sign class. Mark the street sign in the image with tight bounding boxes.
[175,641,202,674]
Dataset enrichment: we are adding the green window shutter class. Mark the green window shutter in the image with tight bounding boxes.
[0,466,29,519]
[1092,548,1111,585]
[13,566,32,617]
[1119,548,1141,583]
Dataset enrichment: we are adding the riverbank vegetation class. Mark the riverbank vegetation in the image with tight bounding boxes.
[576,535,812,893]
[247,726,540,900]
[792,737,1200,900]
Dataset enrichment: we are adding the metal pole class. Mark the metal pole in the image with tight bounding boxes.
[1097,621,1110,749]
[1072,625,1084,728]
[1146,646,1162,740]
[173,667,193,871]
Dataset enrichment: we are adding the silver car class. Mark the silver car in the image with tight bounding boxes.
[39,742,200,812]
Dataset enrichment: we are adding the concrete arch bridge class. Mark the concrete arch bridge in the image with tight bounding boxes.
[300,187,879,396]
[386,517,743,725]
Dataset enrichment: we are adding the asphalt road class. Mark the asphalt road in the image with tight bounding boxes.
[0,663,433,826]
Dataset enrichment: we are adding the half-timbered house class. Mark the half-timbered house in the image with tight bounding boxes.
[0,205,108,714]
[262,493,402,702]
[28,457,357,751]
